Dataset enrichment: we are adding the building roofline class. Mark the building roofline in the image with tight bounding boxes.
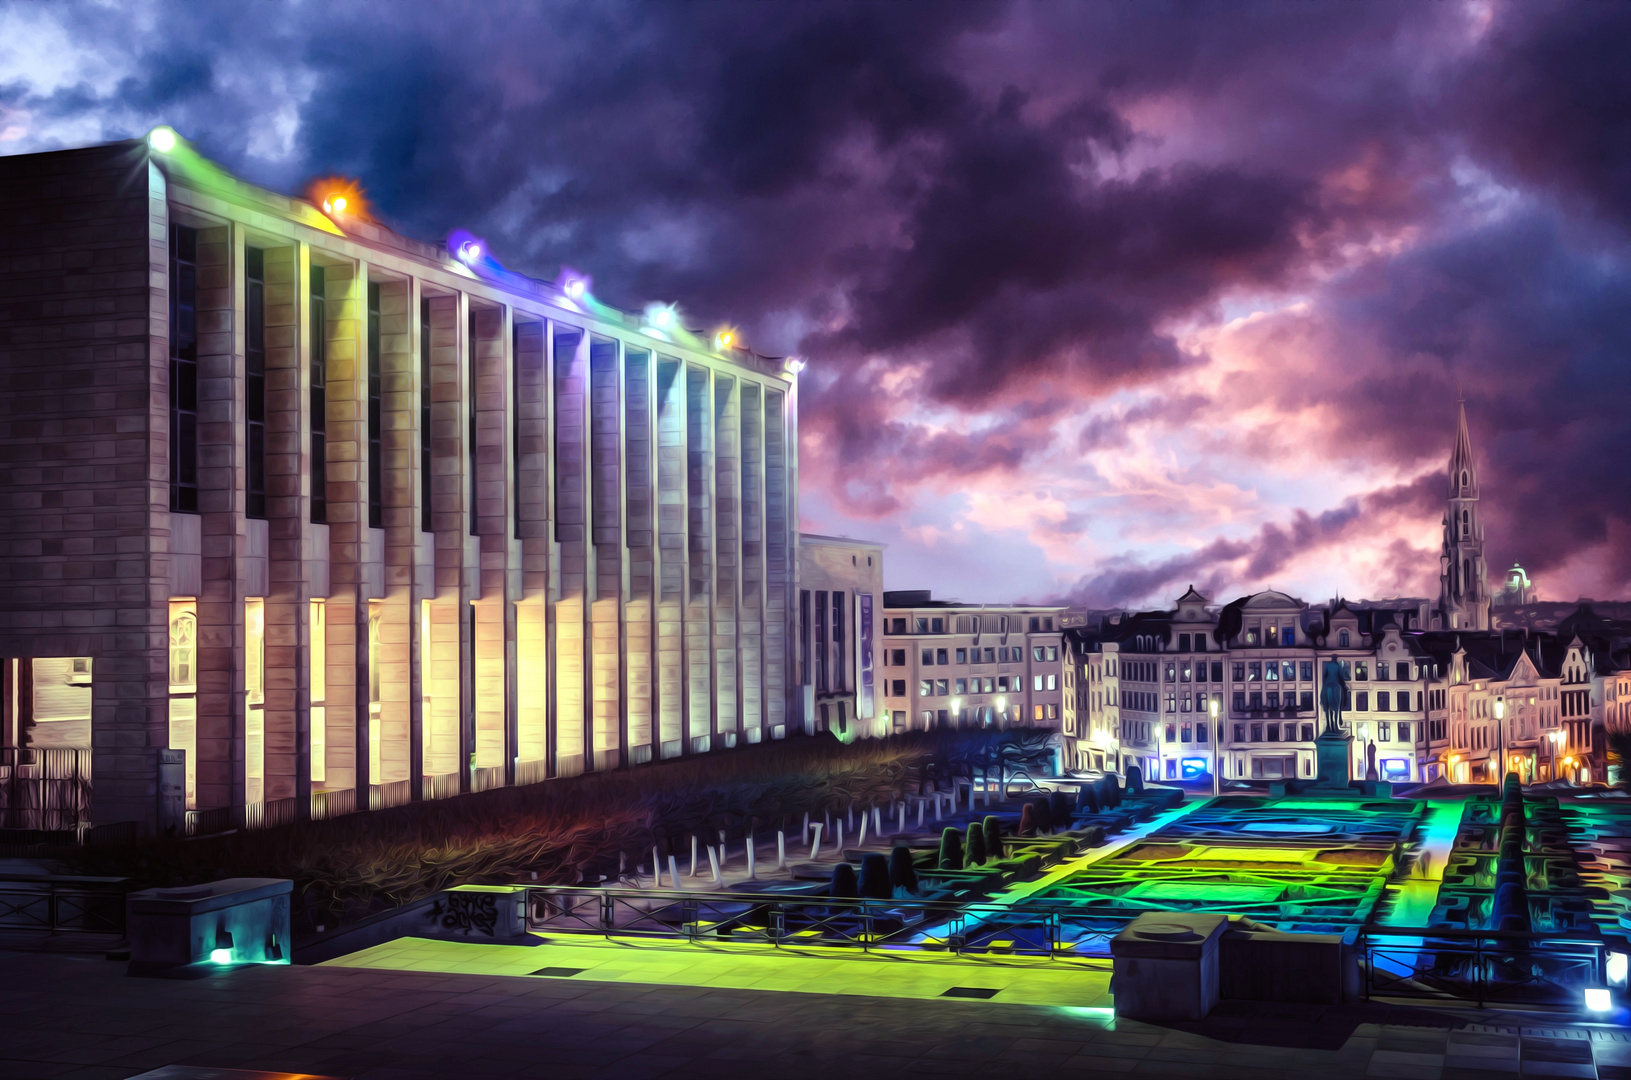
[799,532,887,549]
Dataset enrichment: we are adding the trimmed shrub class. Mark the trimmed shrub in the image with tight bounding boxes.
[1492,880,1530,933]
[858,853,892,899]
[1076,784,1099,814]
[965,822,987,866]
[1018,803,1036,837]
[1032,798,1054,834]
[1126,764,1144,793]
[830,862,859,899]
[983,816,1003,861]
[888,844,919,895]
[1048,791,1070,827]
[939,826,965,870]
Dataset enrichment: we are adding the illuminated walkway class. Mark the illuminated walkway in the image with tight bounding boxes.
[1379,798,1462,927]
[325,935,1112,1007]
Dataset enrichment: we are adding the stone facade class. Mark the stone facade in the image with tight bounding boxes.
[0,137,801,832]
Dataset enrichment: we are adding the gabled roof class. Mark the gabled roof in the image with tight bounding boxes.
[1176,585,1208,604]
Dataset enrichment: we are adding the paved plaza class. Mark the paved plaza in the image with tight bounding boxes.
[1,945,1629,1080]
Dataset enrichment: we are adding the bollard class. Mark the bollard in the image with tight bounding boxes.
[899,803,907,834]
[707,845,722,885]
[873,806,883,837]
[690,835,699,877]
[802,811,810,845]
[777,830,787,869]
[934,794,942,823]
[719,829,728,865]
[917,800,925,830]
[746,837,757,880]
[810,822,824,861]
[847,805,854,831]
[668,855,681,889]
[652,846,661,885]
[836,821,845,852]
[857,811,869,848]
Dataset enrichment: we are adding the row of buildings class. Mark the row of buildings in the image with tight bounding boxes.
[1057,402,1629,787]
[0,133,1621,835]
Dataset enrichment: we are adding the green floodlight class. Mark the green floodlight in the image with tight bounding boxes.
[148,126,179,153]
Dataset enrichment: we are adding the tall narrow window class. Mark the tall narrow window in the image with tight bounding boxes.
[367,281,382,529]
[310,599,326,785]
[468,306,478,531]
[310,264,327,523]
[832,591,846,691]
[168,224,199,513]
[368,601,383,783]
[245,247,267,519]
[511,320,520,540]
[799,589,811,686]
[420,296,432,532]
[815,590,829,692]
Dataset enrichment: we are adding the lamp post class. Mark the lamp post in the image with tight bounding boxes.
[1493,696,1505,786]
[1548,729,1565,783]
[951,697,963,731]
[996,696,1007,731]
[1209,697,1221,797]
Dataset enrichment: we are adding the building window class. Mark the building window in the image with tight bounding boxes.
[1250,722,1263,741]
[1249,691,1262,709]
[1047,674,1057,691]
[935,647,948,665]
[1233,723,1245,741]
[954,678,967,695]
[1300,691,1314,710]
[1301,723,1315,741]
[1165,693,1177,712]
[891,680,905,697]
[245,247,267,519]
[1378,721,1391,742]
[921,649,934,666]
[420,296,433,532]
[367,281,383,530]
[1282,660,1296,681]
[1034,675,1044,692]
[1339,630,1350,647]
[1248,662,1261,681]
[1300,661,1314,681]
[168,608,197,692]
[890,648,905,666]
[1265,626,1278,646]
[935,679,949,696]
[799,590,811,686]
[955,648,967,664]
[832,592,847,690]
[1245,628,1259,645]
[1377,691,1391,711]
[1233,692,1246,711]
[310,264,328,523]
[919,680,932,698]
[168,224,199,514]
[1397,721,1411,742]
[930,617,944,633]
[312,599,327,784]
[1357,692,1369,711]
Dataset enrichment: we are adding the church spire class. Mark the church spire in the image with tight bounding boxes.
[1449,395,1477,499]
[1436,396,1489,631]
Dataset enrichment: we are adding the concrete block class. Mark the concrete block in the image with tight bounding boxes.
[1110,912,1227,1021]
[127,877,291,970]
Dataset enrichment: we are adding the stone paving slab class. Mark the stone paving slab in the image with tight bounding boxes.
[0,949,1622,1080]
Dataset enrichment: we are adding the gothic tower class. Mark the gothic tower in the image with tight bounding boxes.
[1437,399,1489,630]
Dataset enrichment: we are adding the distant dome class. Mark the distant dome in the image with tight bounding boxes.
[1244,590,1300,609]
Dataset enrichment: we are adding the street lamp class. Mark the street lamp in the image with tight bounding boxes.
[1209,697,1221,797]
[951,697,963,730]
[1493,696,1505,786]
[996,696,1007,729]
[1548,729,1565,783]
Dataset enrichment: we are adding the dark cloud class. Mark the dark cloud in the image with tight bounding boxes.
[9,0,1631,605]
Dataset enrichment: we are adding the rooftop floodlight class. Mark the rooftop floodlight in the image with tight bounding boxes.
[323,194,348,214]
[785,356,807,374]
[1585,987,1613,1012]
[563,276,586,300]
[645,303,676,330]
[714,329,735,351]
[147,126,178,153]
[458,241,483,264]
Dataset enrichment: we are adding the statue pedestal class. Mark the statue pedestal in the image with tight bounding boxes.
[1312,733,1353,789]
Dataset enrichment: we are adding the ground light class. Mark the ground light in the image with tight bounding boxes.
[210,926,234,964]
[1609,951,1628,987]
[148,126,178,152]
[1585,987,1613,1012]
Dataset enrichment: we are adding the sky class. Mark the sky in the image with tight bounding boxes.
[4,0,1629,611]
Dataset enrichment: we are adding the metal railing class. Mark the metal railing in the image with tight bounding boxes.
[0,874,129,935]
[1360,926,1607,1007]
[0,748,90,831]
[311,787,357,820]
[524,885,1116,959]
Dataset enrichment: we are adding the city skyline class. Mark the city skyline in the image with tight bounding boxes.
[3,1,1628,611]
